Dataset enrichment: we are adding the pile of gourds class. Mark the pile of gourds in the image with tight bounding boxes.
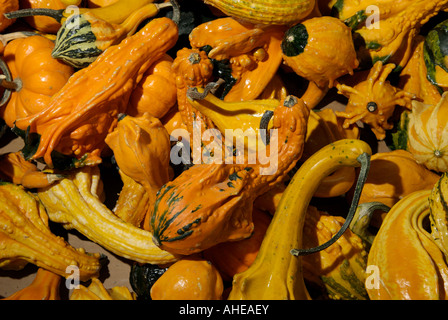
[1,0,448,300]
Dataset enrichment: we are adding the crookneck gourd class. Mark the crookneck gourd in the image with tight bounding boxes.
[150,257,224,300]
[0,181,102,281]
[50,1,174,68]
[336,61,416,140]
[202,0,315,26]
[367,189,448,300]
[334,0,448,70]
[2,268,61,300]
[189,17,287,102]
[228,139,372,300]
[37,165,180,264]
[0,35,74,128]
[407,92,448,172]
[302,205,369,300]
[150,95,310,255]
[13,16,179,170]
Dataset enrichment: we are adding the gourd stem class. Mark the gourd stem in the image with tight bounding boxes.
[169,0,180,25]
[0,57,13,106]
[260,110,274,145]
[4,8,64,23]
[291,152,371,256]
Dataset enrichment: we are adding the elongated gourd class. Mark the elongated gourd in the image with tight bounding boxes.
[202,0,315,26]
[0,182,102,281]
[367,189,448,300]
[37,165,180,264]
[228,139,372,300]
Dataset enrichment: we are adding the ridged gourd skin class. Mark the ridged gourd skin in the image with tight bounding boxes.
[203,0,315,25]
[367,189,448,300]
[228,139,372,300]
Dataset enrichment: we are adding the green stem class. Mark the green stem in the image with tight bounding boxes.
[291,152,371,256]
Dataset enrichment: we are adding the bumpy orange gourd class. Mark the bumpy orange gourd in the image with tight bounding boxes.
[0,0,19,32]
[1,35,74,128]
[336,61,415,140]
[2,268,61,300]
[407,93,448,172]
[150,257,224,300]
[127,54,177,119]
[150,95,309,255]
[189,17,287,102]
[203,208,272,281]
[14,17,178,168]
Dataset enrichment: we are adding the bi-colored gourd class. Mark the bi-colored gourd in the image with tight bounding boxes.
[202,0,315,26]
[70,278,136,300]
[281,16,359,89]
[150,257,224,300]
[51,1,174,68]
[2,268,61,300]
[302,205,369,300]
[407,92,448,172]
[37,165,180,264]
[424,19,448,93]
[336,61,415,140]
[228,139,372,300]
[398,35,442,106]
[0,35,74,128]
[0,181,102,280]
[367,189,448,300]
[13,16,178,169]
[150,95,310,255]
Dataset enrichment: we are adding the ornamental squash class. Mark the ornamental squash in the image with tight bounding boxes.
[336,61,415,140]
[0,181,102,280]
[228,139,372,300]
[429,173,448,258]
[0,151,64,189]
[367,189,448,300]
[70,278,136,300]
[0,0,19,32]
[302,205,369,300]
[398,35,442,106]
[129,262,168,300]
[150,257,224,300]
[37,165,180,264]
[18,0,67,33]
[202,0,315,26]
[2,268,61,300]
[13,16,179,169]
[355,149,440,215]
[150,95,310,255]
[202,208,272,281]
[51,1,174,68]
[127,54,177,119]
[281,16,358,89]
[407,92,448,172]
[0,35,74,129]
[189,17,287,102]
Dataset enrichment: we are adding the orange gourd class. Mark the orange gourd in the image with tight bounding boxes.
[127,54,177,119]
[13,17,178,169]
[0,0,19,32]
[0,35,74,128]
[2,268,61,300]
[203,208,272,281]
[150,257,224,300]
[18,0,68,33]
